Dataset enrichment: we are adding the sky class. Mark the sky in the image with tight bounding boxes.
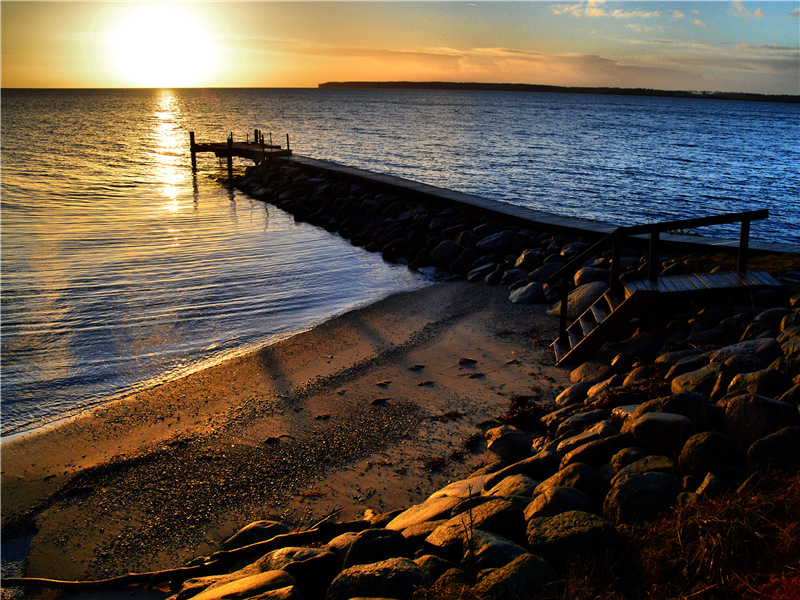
[1,1,798,94]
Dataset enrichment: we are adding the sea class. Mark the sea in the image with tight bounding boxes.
[2,87,798,437]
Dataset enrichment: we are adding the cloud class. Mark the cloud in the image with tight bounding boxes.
[730,1,764,19]
[693,19,708,28]
[553,1,661,19]
[611,9,661,19]
[672,11,685,19]
[791,7,800,18]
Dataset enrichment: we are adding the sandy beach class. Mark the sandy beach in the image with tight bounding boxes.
[1,281,569,582]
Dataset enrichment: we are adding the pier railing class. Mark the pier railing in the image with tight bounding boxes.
[545,209,769,346]
[189,130,292,178]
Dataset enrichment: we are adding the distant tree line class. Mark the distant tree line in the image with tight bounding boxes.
[318,81,800,104]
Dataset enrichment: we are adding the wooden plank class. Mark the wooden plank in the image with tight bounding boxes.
[748,270,782,286]
[657,277,682,293]
[665,275,696,292]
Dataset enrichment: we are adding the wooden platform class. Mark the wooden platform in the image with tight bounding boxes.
[192,141,292,162]
[552,269,783,365]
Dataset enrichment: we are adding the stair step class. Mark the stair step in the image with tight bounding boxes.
[605,294,623,312]
[579,317,594,337]
[590,304,607,324]
[553,340,568,363]
[567,330,581,349]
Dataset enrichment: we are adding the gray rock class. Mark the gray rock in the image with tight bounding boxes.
[708,338,782,365]
[222,520,292,550]
[485,425,533,462]
[624,366,657,386]
[515,248,543,270]
[555,380,598,406]
[414,554,457,586]
[259,547,341,600]
[628,391,723,433]
[401,520,447,551]
[670,363,724,396]
[656,348,707,364]
[430,240,462,267]
[555,409,611,438]
[476,230,516,254]
[531,262,565,283]
[724,394,800,447]
[548,281,609,321]
[326,557,424,600]
[524,486,594,520]
[571,361,614,383]
[559,434,633,470]
[754,307,792,329]
[678,431,745,482]
[630,412,696,454]
[342,528,412,569]
[778,384,800,407]
[587,374,625,400]
[534,463,609,508]
[386,495,463,531]
[526,510,616,565]
[473,554,557,600]
[500,268,529,286]
[727,368,794,399]
[509,282,545,304]
[665,352,713,380]
[574,267,609,287]
[611,455,674,485]
[746,426,800,471]
[428,474,493,501]
[325,531,361,557]
[608,447,650,475]
[485,474,539,498]
[481,450,559,492]
[470,530,529,570]
[603,472,677,525]
[556,420,618,457]
[467,262,497,283]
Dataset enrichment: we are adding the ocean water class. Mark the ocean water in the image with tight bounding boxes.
[2,88,798,436]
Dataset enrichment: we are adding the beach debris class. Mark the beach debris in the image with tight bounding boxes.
[370,397,389,406]
[376,380,391,388]
[458,357,478,366]
[407,364,426,371]
[468,372,486,379]
[417,380,435,387]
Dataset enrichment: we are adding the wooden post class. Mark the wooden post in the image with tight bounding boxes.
[738,219,751,273]
[254,129,259,145]
[286,134,290,151]
[648,231,659,281]
[559,276,569,347]
[610,234,622,292]
[189,131,197,171]
[227,134,233,182]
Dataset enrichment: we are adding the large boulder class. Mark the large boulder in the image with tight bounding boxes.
[222,520,292,550]
[526,510,616,567]
[534,463,609,508]
[629,412,695,454]
[386,495,463,531]
[473,553,558,600]
[481,450,560,492]
[548,281,609,321]
[470,530,530,570]
[603,472,677,525]
[484,474,539,498]
[524,486,594,520]
[556,420,618,457]
[326,557,423,600]
[342,528,412,568]
[190,571,297,600]
[476,230,516,254]
[670,363,724,396]
[746,427,800,471]
[726,368,794,399]
[678,431,745,482]
[708,338,782,365]
[485,425,533,462]
[509,282,545,305]
[724,394,800,447]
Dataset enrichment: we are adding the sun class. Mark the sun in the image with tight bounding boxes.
[106,5,221,87]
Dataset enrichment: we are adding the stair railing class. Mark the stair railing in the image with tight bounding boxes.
[546,209,769,347]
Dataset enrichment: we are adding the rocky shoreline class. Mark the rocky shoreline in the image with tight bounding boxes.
[122,161,800,599]
[5,159,799,599]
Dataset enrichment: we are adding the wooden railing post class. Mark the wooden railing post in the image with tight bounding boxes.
[559,276,569,346]
[227,134,233,182]
[286,134,290,151]
[610,234,622,292]
[189,131,197,171]
[738,219,751,273]
[648,231,660,281]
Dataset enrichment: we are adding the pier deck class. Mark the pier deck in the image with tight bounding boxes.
[189,130,292,176]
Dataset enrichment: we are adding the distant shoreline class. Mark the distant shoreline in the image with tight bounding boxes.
[319,81,800,104]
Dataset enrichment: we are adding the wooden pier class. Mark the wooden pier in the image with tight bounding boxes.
[189,130,292,178]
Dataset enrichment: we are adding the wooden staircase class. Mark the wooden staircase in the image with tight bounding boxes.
[551,270,782,365]
[546,209,781,366]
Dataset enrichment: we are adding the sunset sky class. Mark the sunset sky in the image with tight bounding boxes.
[2,1,798,94]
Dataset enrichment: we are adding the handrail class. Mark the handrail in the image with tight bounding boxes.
[547,209,769,347]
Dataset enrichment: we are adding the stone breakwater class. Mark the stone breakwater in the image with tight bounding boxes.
[149,161,800,599]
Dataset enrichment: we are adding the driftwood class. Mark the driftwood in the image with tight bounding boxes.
[2,518,372,591]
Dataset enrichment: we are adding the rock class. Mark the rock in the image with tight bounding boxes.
[414,554,457,586]
[574,267,609,287]
[425,499,527,560]
[678,431,745,482]
[526,510,616,566]
[611,455,674,484]
[571,361,613,384]
[607,447,650,476]
[556,420,618,457]
[325,532,361,557]
[473,553,558,600]
[485,425,533,462]
[629,391,723,433]
[587,375,625,400]
[630,412,696,454]
[470,530,529,570]
[485,474,539,498]
[386,496,463,531]
[500,268,529,286]
[514,249,543,270]
[555,380,598,406]
[435,567,468,589]
[449,248,481,275]
[559,434,633,470]
[430,240,462,267]
[428,474,493,501]
[726,368,794,399]
[481,450,559,492]
[524,486,594,520]
[326,557,423,600]
[610,405,640,429]
[476,230,516,254]
[534,463,609,508]
[623,366,656,386]
[724,394,800,447]
[190,571,296,600]
[548,281,609,321]
[509,282,545,304]
[467,262,497,282]
[746,426,800,471]
[665,352,713,380]
[555,409,611,438]
[670,363,724,396]
[342,528,412,569]
[656,348,707,365]
[222,520,292,550]
[259,547,341,600]
[531,262,565,283]
[754,307,792,329]
[778,384,800,406]
[603,472,677,525]
[708,338,781,365]
[401,520,447,551]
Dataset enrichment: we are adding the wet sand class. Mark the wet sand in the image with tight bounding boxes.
[1,281,569,582]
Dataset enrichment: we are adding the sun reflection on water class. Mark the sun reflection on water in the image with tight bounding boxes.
[151,90,187,204]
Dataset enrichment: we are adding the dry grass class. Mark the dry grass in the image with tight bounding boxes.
[681,251,800,275]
